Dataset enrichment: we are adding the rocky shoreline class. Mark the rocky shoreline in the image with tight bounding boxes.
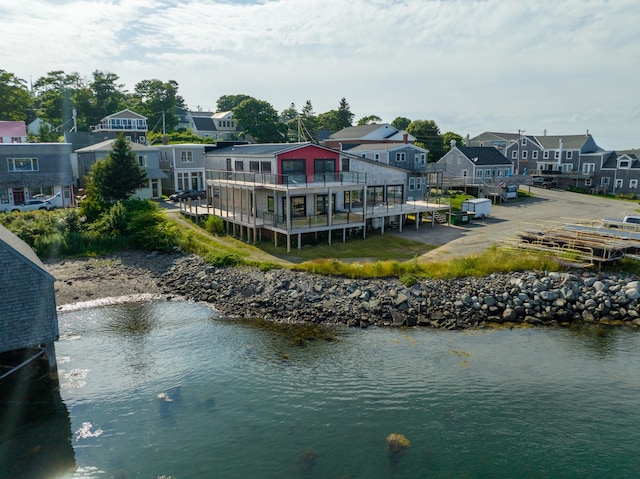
[156,254,640,330]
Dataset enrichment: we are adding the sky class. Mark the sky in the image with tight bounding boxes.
[1,0,639,150]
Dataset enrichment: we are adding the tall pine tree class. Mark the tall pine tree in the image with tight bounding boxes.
[88,134,147,201]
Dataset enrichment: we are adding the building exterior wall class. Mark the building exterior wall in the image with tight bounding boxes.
[0,238,58,354]
[0,143,74,210]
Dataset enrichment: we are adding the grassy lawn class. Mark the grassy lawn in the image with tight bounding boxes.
[258,233,436,262]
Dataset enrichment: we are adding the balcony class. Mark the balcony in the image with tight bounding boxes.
[207,170,367,190]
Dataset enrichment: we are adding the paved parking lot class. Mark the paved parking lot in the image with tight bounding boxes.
[395,187,640,260]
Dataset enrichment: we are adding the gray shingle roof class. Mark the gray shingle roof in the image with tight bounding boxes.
[458,147,513,165]
[327,124,395,140]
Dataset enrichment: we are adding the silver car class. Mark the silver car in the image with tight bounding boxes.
[11,199,53,212]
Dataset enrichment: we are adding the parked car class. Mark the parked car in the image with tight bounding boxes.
[169,189,206,202]
[11,199,53,212]
[531,177,555,189]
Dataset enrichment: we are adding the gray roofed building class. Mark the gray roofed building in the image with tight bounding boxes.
[323,124,415,149]
[0,224,59,379]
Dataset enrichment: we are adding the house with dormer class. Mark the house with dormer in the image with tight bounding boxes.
[468,131,542,175]
[322,124,415,150]
[595,150,640,195]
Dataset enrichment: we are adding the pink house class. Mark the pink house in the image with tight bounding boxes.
[0,121,28,144]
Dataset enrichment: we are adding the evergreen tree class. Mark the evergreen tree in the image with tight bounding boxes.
[337,97,354,130]
[87,134,147,201]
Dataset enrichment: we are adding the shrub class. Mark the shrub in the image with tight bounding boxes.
[205,251,243,267]
[204,215,225,235]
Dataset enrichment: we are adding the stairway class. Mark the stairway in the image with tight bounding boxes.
[433,211,447,224]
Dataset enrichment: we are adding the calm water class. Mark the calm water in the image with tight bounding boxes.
[3,299,640,479]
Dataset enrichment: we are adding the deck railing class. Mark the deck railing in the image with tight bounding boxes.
[207,170,366,188]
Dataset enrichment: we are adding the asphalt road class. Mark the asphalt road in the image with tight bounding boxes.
[396,187,640,261]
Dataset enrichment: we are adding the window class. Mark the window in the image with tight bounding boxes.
[395,152,406,162]
[137,155,147,167]
[512,151,517,159]
[344,190,363,208]
[583,163,595,173]
[386,185,403,204]
[522,150,528,159]
[314,158,336,182]
[615,179,623,188]
[462,170,468,177]
[601,177,610,186]
[261,161,271,173]
[619,160,630,169]
[177,172,188,190]
[532,150,538,159]
[585,179,592,187]
[554,150,560,159]
[249,161,260,173]
[409,177,416,191]
[8,158,38,171]
[631,179,638,189]
[11,137,22,143]
[267,196,274,212]
[484,169,492,178]
[475,169,483,178]
[290,196,306,217]
[567,151,573,159]
[414,153,426,165]
[342,157,350,172]
[234,160,244,171]
[281,159,306,183]
[497,169,503,177]
[180,151,193,163]
[543,151,550,159]
[374,153,380,161]
[367,186,384,205]
[521,137,527,146]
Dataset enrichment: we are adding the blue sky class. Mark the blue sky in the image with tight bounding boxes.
[1,0,638,150]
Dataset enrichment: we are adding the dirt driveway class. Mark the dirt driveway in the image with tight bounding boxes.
[394,187,640,261]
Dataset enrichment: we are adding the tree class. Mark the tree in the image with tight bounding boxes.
[129,79,185,133]
[90,70,127,125]
[86,134,147,201]
[233,98,287,143]
[32,70,86,130]
[337,97,354,130]
[357,115,382,126]
[216,94,253,112]
[300,100,319,140]
[391,117,411,130]
[0,70,33,121]
[442,131,465,153]
[406,120,445,161]
[317,110,341,132]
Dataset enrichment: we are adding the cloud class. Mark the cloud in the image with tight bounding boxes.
[1,0,639,149]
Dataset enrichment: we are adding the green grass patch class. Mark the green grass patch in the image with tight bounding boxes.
[259,233,435,262]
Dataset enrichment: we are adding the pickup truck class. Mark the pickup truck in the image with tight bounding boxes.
[601,216,640,228]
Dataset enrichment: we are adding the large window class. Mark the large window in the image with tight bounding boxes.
[180,151,193,163]
[386,185,403,204]
[249,161,260,173]
[315,194,336,215]
[314,158,336,182]
[281,159,306,184]
[8,158,38,171]
[367,186,384,205]
[234,160,244,171]
[344,190,363,208]
[395,152,406,162]
[285,196,306,218]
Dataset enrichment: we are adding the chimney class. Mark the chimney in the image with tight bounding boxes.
[162,135,168,145]
[403,133,408,144]
[543,129,547,136]
[451,139,457,148]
